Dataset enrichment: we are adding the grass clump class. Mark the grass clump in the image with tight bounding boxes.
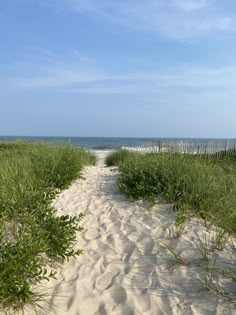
[0,142,95,313]
[107,149,236,303]
[105,149,137,167]
[108,150,236,234]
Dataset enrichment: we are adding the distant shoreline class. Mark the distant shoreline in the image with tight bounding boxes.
[1,136,235,152]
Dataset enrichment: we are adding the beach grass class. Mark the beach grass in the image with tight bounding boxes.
[106,150,236,300]
[0,142,95,312]
[105,149,137,167]
[106,150,236,234]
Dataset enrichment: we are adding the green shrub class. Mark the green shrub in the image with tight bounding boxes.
[107,149,236,299]
[0,214,52,311]
[106,149,137,167]
[111,152,236,233]
[39,209,84,260]
[0,143,95,312]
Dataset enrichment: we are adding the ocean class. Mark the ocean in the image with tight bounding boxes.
[0,136,235,153]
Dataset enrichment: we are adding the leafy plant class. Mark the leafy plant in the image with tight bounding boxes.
[40,210,84,260]
[0,142,95,312]
[0,218,55,311]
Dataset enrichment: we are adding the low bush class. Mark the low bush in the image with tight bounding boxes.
[105,149,137,167]
[0,143,95,312]
[107,149,236,302]
[108,150,236,234]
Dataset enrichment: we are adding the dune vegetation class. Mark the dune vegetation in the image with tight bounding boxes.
[0,142,96,313]
[106,150,236,234]
[106,149,236,301]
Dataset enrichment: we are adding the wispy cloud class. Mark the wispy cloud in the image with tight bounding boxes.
[173,0,209,11]
[43,0,235,40]
[67,86,133,94]
[4,50,106,89]
[17,68,102,88]
[3,50,236,95]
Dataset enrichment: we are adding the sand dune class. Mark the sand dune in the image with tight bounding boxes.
[33,153,236,315]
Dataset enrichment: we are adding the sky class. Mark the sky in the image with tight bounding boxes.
[1,0,236,138]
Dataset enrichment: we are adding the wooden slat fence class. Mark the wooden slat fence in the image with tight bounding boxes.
[122,139,236,158]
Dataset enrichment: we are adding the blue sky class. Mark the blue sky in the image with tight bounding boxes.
[1,0,236,137]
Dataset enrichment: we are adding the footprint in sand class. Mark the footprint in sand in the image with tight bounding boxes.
[95,272,119,291]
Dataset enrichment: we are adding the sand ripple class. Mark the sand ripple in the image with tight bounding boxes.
[33,154,236,315]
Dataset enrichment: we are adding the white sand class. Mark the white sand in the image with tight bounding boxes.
[33,153,236,315]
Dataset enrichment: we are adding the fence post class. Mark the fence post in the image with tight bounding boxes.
[204,141,208,156]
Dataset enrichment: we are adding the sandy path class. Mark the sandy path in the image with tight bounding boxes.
[37,154,236,315]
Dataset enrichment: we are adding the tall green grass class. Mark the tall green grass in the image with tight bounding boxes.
[107,150,236,301]
[106,149,137,167]
[0,143,96,312]
[107,150,236,234]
